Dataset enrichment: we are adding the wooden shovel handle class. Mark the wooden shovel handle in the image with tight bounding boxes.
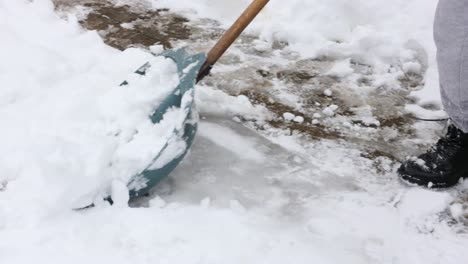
[196,0,269,82]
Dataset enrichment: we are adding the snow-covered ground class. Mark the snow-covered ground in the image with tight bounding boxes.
[1,0,468,263]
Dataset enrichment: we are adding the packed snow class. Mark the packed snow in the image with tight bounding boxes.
[1,0,468,264]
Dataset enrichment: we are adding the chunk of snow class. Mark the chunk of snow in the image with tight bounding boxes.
[450,203,464,221]
[120,22,134,29]
[361,117,381,127]
[293,116,305,123]
[150,44,164,54]
[405,104,448,120]
[196,86,270,120]
[412,158,428,171]
[402,61,422,74]
[322,107,335,117]
[329,105,339,111]
[283,112,296,121]
[324,89,333,97]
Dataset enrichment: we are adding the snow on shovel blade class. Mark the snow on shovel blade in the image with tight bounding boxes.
[123,49,206,198]
[113,0,268,200]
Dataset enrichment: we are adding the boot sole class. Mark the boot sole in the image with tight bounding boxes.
[399,171,466,189]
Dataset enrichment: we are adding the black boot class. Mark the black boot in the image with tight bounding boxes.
[398,124,468,188]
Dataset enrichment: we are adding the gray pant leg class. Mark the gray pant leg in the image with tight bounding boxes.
[434,0,468,132]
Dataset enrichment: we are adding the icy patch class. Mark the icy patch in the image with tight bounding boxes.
[198,122,266,163]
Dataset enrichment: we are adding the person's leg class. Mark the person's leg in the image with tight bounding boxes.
[435,0,468,131]
[398,0,468,188]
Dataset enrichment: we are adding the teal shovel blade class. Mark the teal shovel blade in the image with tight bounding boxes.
[121,49,206,198]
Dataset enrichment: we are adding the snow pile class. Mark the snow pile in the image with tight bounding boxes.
[0,0,182,213]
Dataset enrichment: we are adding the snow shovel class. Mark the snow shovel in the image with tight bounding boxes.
[124,0,270,198]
